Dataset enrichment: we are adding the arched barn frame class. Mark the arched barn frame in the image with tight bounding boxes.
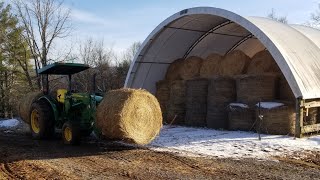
[124,7,320,137]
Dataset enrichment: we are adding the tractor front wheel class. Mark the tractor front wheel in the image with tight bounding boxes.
[62,121,81,145]
[30,100,54,139]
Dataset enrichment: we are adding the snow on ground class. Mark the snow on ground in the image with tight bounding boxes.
[229,103,249,109]
[150,125,320,159]
[0,119,20,128]
[255,102,284,109]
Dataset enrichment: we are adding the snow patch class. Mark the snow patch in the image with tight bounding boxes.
[150,125,320,159]
[256,102,284,109]
[229,103,249,109]
[0,119,20,128]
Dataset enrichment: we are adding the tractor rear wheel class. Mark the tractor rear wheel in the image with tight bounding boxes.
[62,121,81,145]
[30,99,55,139]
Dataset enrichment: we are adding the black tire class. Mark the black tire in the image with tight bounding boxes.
[29,99,55,139]
[62,121,81,145]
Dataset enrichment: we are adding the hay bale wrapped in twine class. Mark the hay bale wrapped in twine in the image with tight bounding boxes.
[185,78,208,127]
[235,74,278,106]
[167,80,186,125]
[180,56,203,80]
[165,58,184,81]
[18,92,43,124]
[155,80,170,123]
[96,89,162,145]
[220,50,251,77]
[207,76,236,129]
[255,102,295,135]
[200,53,222,78]
[228,103,255,131]
[247,50,281,74]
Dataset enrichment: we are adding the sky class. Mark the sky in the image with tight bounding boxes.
[8,0,320,59]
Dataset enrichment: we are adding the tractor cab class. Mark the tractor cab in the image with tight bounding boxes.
[30,62,103,145]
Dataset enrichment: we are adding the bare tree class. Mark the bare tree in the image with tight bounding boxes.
[309,4,320,28]
[267,9,288,24]
[121,41,141,63]
[13,0,71,88]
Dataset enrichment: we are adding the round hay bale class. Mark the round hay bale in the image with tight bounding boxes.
[206,76,236,129]
[167,80,186,125]
[200,53,222,78]
[228,103,255,131]
[96,89,162,145]
[235,74,278,106]
[278,75,295,102]
[155,80,170,123]
[247,50,281,74]
[165,58,184,81]
[185,78,208,127]
[255,102,295,135]
[220,50,251,76]
[180,56,203,80]
[18,91,43,124]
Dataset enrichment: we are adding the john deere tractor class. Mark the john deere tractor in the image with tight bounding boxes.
[30,62,103,145]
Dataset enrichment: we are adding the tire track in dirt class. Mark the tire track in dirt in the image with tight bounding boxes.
[0,163,19,179]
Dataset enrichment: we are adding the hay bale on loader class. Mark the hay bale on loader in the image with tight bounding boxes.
[247,50,281,74]
[96,89,162,145]
[200,53,222,78]
[220,50,251,76]
[165,58,184,81]
[19,92,43,124]
[180,56,203,80]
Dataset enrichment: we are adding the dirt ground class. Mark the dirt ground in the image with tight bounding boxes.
[0,121,320,180]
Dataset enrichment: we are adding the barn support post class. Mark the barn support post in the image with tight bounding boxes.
[295,97,304,138]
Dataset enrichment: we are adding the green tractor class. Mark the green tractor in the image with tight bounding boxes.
[30,62,103,145]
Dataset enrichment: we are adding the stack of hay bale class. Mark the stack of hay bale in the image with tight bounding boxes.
[155,80,170,123]
[185,78,208,127]
[159,56,204,125]
[207,50,250,129]
[235,73,278,106]
[228,103,254,131]
[166,80,187,124]
[157,58,184,124]
[228,50,298,134]
[230,73,278,132]
[155,48,302,136]
[206,76,236,129]
[255,102,295,135]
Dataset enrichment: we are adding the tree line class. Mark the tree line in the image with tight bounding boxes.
[0,0,140,118]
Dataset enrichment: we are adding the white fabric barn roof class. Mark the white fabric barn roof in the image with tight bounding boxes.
[125,7,320,100]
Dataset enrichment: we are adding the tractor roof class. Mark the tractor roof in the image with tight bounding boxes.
[38,62,90,75]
